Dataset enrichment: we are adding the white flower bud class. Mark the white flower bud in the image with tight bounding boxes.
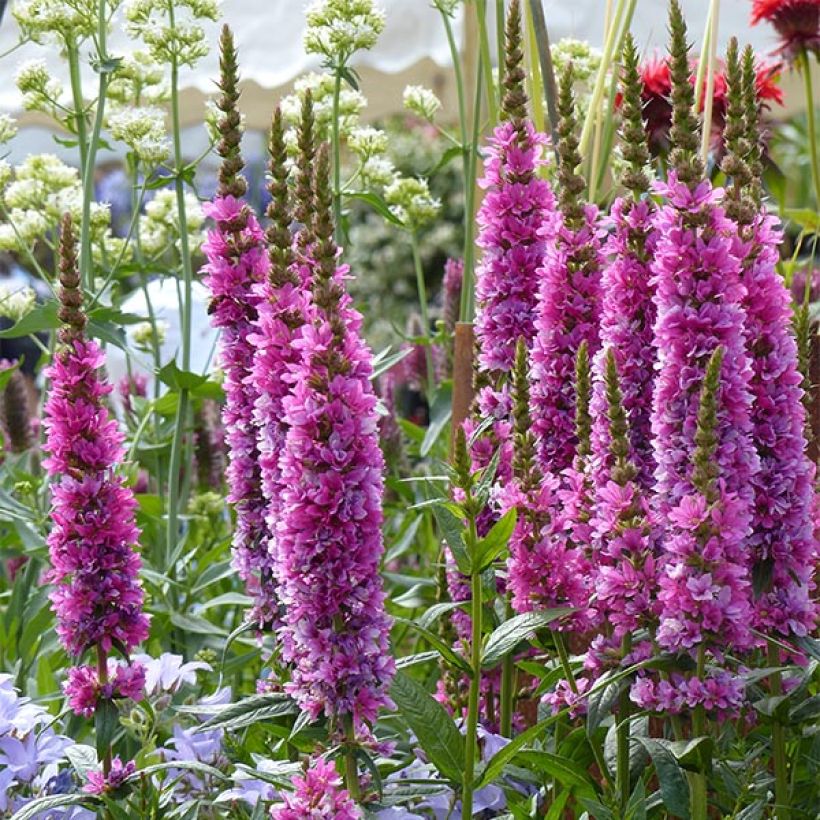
[403,85,442,121]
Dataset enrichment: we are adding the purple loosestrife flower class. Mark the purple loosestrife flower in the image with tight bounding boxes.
[248,103,315,630]
[474,0,556,381]
[271,757,361,820]
[83,757,136,795]
[720,42,817,640]
[531,66,604,475]
[591,351,660,647]
[201,28,273,628]
[591,37,658,491]
[501,340,591,628]
[43,215,148,665]
[64,661,145,718]
[276,146,394,730]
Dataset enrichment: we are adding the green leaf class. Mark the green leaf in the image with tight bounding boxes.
[390,671,465,783]
[474,714,560,788]
[372,345,412,380]
[0,301,58,338]
[198,592,252,610]
[347,191,404,226]
[384,516,423,564]
[10,795,95,820]
[130,760,230,782]
[194,693,297,733]
[473,508,516,570]
[395,617,472,674]
[514,750,596,792]
[396,650,440,669]
[432,503,471,575]
[65,744,98,779]
[95,699,120,760]
[158,360,208,391]
[586,670,622,734]
[784,208,820,232]
[666,736,713,773]
[481,609,572,669]
[170,612,227,636]
[635,737,690,819]
[420,384,453,457]
[417,601,467,631]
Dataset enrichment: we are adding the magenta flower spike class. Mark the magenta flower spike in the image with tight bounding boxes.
[276,145,394,731]
[44,214,149,709]
[271,757,361,820]
[720,43,817,640]
[531,65,604,475]
[201,27,273,628]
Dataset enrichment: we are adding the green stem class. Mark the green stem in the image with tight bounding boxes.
[554,633,614,788]
[799,50,820,210]
[410,231,435,397]
[495,0,505,109]
[499,651,515,738]
[66,40,89,179]
[332,68,343,244]
[462,568,483,818]
[343,714,361,803]
[459,59,484,322]
[616,635,633,810]
[690,645,708,820]
[165,0,194,573]
[97,645,112,777]
[78,1,109,292]
[475,0,498,126]
[768,642,790,819]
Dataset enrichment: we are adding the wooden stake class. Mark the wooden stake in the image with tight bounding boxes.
[450,321,476,458]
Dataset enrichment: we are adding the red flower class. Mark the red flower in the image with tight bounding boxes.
[751,0,820,60]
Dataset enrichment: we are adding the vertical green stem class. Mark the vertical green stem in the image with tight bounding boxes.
[616,635,633,809]
[66,40,89,179]
[165,0,194,573]
[475,0,498,126]
[78,0,109,292]
[410,231,436,397]
[799,50,820,210]
[331,68,343,244]
[768,642,790,819]
[97,645,111,777]
[495,0,505,109]
[499,651,515,737]
[554,632,614,787]
[343,714,361,803]
[462,567,483,818]
[690,645,708,820]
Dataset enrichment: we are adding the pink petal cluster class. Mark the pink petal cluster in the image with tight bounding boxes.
[650,172,758,658]
[201,195,274,628]
[475,119,557,377]
[739,211,817,638]
[276,256,395,729]
[592,479,660,639]
[271,757,361,820]
[43,338,149,658]
[83,756,136,795]
[531,205,604,474]
[590,198,658,492]
[64,661,145,718]
[630,668,745,720]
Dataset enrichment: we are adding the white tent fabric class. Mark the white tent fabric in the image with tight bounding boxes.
[0,0,789,119]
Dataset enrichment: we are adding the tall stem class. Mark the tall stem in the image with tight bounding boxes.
[165,0,194,572]
[699,0,720,166]
[410,231,435,397]
[799,50,820,210]
[343,714,361,803]
[97,645,111,776]
[66,40,89,179]
[331,68,343,244]
[475,0,498,126]
[768,642,790,819]
[616,634,633,809]
[690,645,708,820]
[462,567,483,818]
[499,647,515,737]
[79,0,109,292]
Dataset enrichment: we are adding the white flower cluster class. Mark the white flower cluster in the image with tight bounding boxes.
[550,38,602,85]
[384,176,440,229]
[108,51,170,108]
[280,72,367,143]
[403,85,442,121]
[347,126,389,160]
[139,189,205,257]
[0,286,36,323]
[15,59,64,114]
[0,116,17,146]
[0,154,110,252]
[12,0,100,45]
[304,0,385,64]
[131,318,167,350]
[108,106,169,165]
[124,0,219,67]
